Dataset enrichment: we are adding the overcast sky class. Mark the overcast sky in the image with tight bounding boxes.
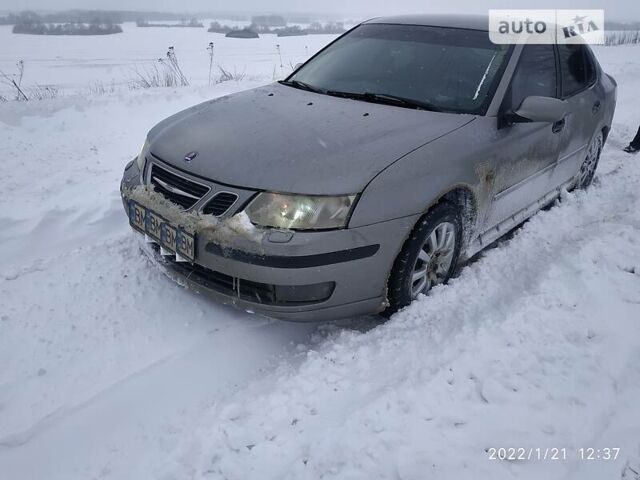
[1,0,638,21]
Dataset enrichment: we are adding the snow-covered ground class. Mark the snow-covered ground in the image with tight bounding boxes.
[1,26,639,480]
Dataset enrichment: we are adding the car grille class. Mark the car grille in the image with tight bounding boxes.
[151,244,277,304]
[203,192,239,216]
[145,243,334,306]
[185,262,278,304]
[149,163,209,209]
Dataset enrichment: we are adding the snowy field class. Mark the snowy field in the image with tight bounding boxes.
[0,22,334,96]
[1,25,640,480]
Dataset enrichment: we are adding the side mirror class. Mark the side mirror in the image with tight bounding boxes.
[511,96,568,123]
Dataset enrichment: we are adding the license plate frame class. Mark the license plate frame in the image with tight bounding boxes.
[128,200,196,262]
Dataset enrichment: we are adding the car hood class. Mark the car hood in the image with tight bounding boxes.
[148,83,474,195]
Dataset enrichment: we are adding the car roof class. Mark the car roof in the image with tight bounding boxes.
[364,14,489,31]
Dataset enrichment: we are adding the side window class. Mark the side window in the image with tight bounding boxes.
[584,48,597,85]
[558,44,595,97]
[509,45,557,110]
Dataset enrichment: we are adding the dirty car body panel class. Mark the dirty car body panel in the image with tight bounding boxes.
[120,14,616,321]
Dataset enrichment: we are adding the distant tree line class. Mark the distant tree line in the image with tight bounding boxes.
[606,21,640,31]
[272,25,307,37]
[0,14,18,24]
[225,29,260,39]
[136,18,203,28]
[10,11,123,35]
[207,21,234,34]
[0,10,221,24]
[208,20,346,37]
[251,15,287,27]
[1,10,124,24]
[306,22,347,34]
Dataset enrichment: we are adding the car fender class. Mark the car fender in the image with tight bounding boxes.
[349,117,498,240]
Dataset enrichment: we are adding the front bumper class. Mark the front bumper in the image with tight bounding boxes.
[121,160,417,322]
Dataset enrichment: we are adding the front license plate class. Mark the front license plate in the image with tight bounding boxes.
[128,200,196,262]
[175,229,195,262]
[129,201,146,233]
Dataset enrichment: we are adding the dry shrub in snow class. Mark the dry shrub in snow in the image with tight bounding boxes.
[129,46,189,89]
[87,80,117,96]
[216,65,246,83]
[0,59,29,101]
[28,85,60,100]
[0,60,60,101]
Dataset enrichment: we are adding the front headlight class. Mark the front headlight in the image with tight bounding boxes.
[245,192,356,230]
[136,138,150,171]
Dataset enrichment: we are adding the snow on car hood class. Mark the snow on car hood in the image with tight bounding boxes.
[148,83,474,195]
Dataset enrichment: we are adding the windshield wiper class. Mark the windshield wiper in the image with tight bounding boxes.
[363,93,443,112]
[326,90,442,112]
[280,83,444,112]
[278,79,325,94]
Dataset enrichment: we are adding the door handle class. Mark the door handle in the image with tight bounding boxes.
[592,101,601,114]
[552,118,565,134]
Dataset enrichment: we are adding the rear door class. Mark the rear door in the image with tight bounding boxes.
[552,43,601,185]
[484,45,563,229]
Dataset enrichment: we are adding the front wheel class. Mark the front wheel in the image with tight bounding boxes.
[384,202,462,317]
[576,131,603,189]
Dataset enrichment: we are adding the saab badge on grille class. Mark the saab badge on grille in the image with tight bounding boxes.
[184,151,198,162]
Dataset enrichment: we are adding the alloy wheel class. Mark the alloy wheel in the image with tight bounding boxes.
[410,221,456,298]
[578,133,603,188]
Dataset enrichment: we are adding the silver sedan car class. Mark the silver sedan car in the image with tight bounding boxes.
[120,14,616,321]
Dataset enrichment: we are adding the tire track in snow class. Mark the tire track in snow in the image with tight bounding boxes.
[0,348,181,449]
[0,318,317,480]
[0,232,320,480]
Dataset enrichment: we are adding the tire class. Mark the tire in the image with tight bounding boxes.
[383,201,463,317]
[576,131,604,189]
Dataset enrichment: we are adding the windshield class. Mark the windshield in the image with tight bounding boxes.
[287,23,512,115]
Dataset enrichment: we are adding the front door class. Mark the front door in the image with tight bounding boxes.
[484,44,563,229]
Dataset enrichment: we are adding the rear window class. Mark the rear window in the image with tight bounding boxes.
[558,44,596,97]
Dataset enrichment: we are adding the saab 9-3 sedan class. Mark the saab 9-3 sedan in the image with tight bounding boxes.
[120,14,616,321]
